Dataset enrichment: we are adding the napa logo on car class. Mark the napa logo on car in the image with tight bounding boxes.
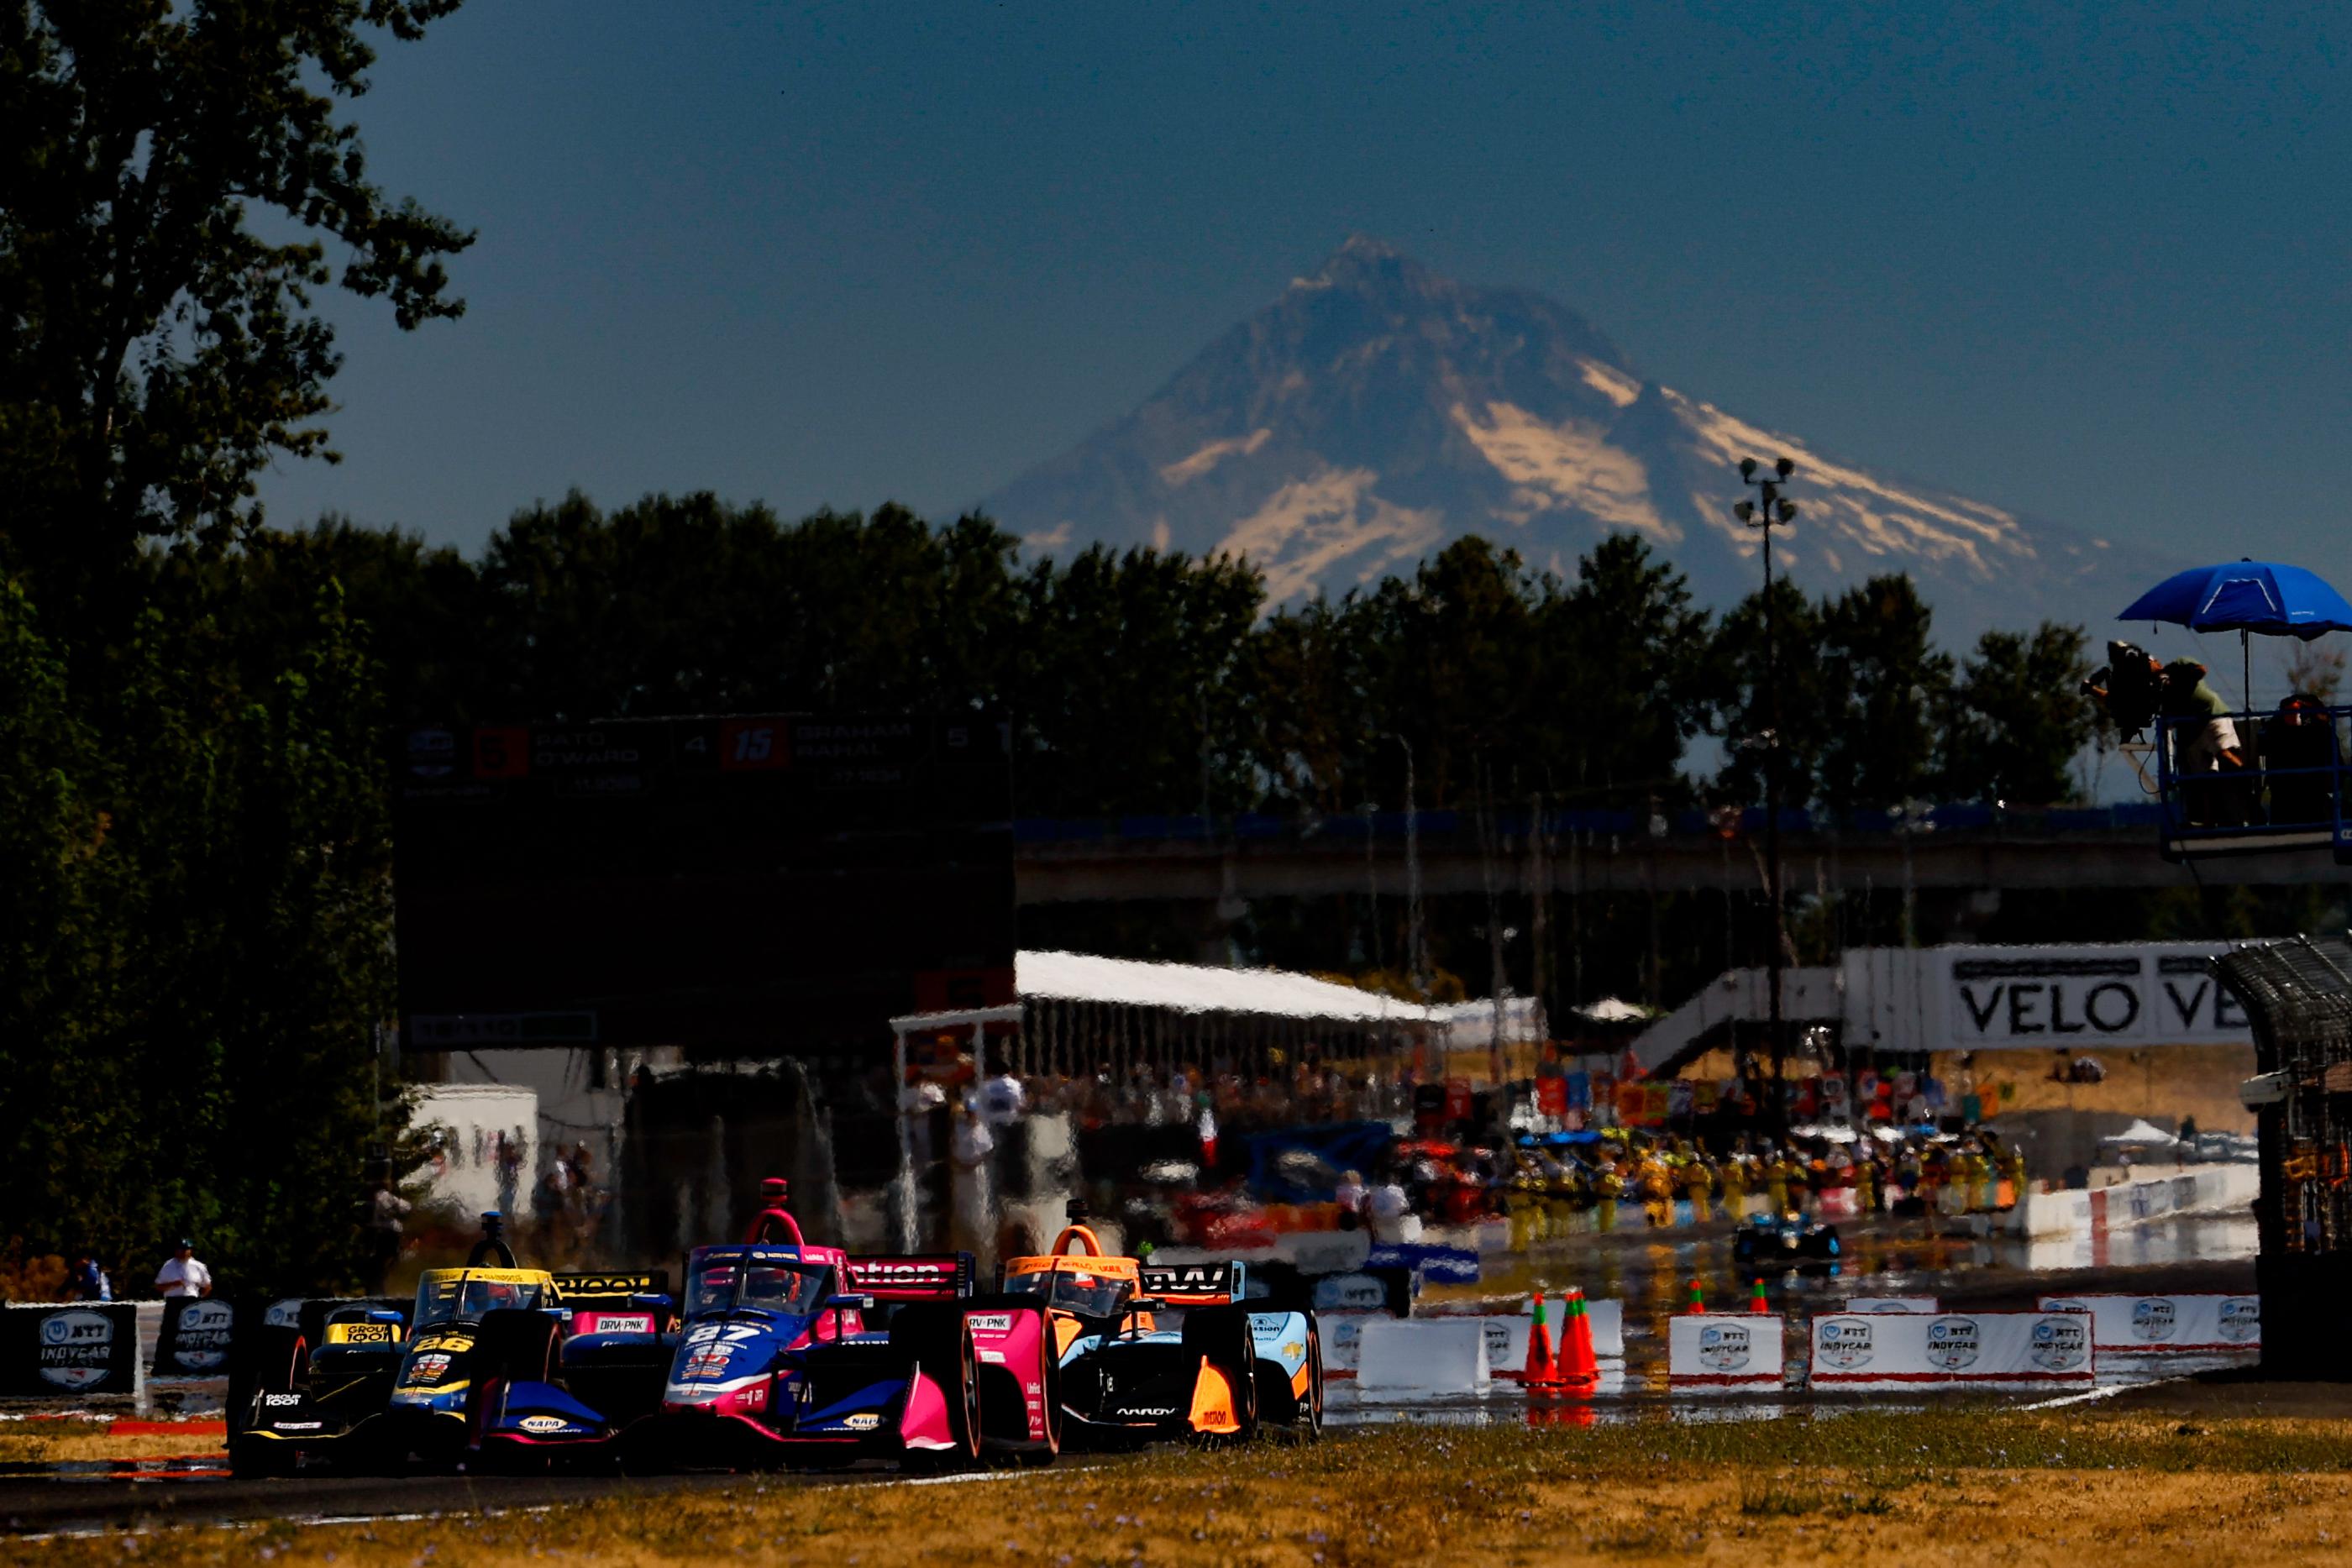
[37,1309,117,1390]
[2029,1315,2089,1371]
[2129,1298,2177,1342]
[1924,1317,1981,1371]
[1815,1317,1873,1370]
[517,1415,573,1434]
[842,1413,882,1431]
[2218,1298,2260,1343]
[1698,1322,1753,1372]
[171,1300,234,1371]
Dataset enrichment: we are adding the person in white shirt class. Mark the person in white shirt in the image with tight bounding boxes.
[155,1239,212,1298]
[978,1071,1026,1130]
[1366,1180,1418,1244]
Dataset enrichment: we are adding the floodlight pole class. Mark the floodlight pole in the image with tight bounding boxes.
[1736,458,1800,1140]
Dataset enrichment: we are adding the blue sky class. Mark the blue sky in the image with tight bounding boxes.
[265,2,2352,569]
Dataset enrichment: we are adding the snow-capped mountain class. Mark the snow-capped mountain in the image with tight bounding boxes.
[986,237,2167,643]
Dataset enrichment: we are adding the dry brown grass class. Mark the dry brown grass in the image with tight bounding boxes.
[0,1420,223,1466]
[10,1408,2352,1565]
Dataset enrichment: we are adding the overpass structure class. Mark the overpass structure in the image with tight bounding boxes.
[1012,804,2343,908]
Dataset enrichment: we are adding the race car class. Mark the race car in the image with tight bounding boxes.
[506,1184,1061,1471]
[1733,1214,1843,1268]
[1005,1225,1322,1447]
[231,1214,665,1476]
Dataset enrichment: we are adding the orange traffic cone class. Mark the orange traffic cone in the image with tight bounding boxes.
[1685,1277,1706,1314]
[1558,1287,1599,1392]
[1525,1291,1560,1388]
[1748,1276,1769,1314]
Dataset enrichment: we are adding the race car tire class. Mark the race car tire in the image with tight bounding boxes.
[1179,1306,1260,1444]
[891,1305,981,1471]
[229,1434,297,1479]
[477,1308,561,1384]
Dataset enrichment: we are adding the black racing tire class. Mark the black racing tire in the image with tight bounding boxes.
[891,1305,980,1470]
[1179,1306,1260,1444]
[229,1434,297,1479]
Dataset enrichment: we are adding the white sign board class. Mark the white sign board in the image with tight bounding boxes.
[1809,1312,2094,1390]
[1844,943,2251,1053]
[1668,1314,1785,1388]
[2036,1294,2260,1352]
[1842,1298,1939,1314]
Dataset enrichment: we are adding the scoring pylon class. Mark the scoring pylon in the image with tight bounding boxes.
[1525,1290,1561,1388]
[1557,1287,1599,1392]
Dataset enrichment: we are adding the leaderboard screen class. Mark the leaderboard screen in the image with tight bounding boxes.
[387,713,1015,1057]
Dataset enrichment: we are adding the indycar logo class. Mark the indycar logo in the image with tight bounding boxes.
[1815,1318,1873,1371]
[171,1301,234,1370]
[36,1309,116,1391]
[2029,1317,2088,1371]
[407,1352,455,1385]
[1924,1318,1980,1371]
[682,1351,735,1380]
[2218,1298,2260,1343]
[2129,1298,2177,1342]
[1697,1323,1752,1372]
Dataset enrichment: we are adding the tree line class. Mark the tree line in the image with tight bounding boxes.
[269,494,2102,822]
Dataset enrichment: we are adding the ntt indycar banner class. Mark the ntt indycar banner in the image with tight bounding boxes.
[1844,942,2250,1052]
[1668,1314,1785,1389]
[2037,1294,2260,1353]
[1809,1311,2093,1390]
[152,1297,235,1378]
[0,1303,143,1397]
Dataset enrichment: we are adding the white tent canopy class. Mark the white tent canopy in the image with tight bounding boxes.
[2102,1118,2180,1145]
[1015,950,1408,1022]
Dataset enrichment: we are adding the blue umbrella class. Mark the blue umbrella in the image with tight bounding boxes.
[2118,559,2352,710]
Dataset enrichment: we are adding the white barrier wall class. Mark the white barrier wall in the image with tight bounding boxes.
[1843,1298,1939,1314]
[1355,1319,1491,1394]
[2010,1164,2259,1239]
[2037,1294,2260,1352]
[1668,1314,1785,1389]
[1809,1312,2094,1390]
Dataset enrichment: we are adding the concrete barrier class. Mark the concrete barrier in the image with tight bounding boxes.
[2010,1164,2257,1240]
[1354,1319,1491,1394]
[1668,1314,1785,1389]
[2036,1293,2260,1352]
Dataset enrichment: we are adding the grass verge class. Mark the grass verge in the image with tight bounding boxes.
[15,1408,2352,1565]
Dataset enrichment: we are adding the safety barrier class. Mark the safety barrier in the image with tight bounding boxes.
[0,1302,144,1398]
[1843,1297,1939,1314]
[1809,1311,2094,1390]
[153,1298,236,1379]
[1668,1314,1786,1389]
[1353,1319,1491,1394]
[2009,1164,2259,1240]
[2036,1293,2260,1352]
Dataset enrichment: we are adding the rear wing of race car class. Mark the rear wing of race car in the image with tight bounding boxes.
[1138,1260,1247,1307]
[844,1253,977,1302]
[550,1271,673,1334]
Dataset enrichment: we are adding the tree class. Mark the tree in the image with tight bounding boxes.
[1816,575,1952,815]
[1945,624,2097,805]
[1707,576,1827,809]
[1542,533,1710,811]
[0,0,472,616]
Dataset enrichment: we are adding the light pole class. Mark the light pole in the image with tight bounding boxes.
[1735,456,1798,1138]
